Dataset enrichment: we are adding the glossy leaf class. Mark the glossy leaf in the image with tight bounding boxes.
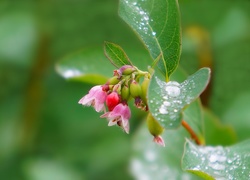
[56,47,114,84]
[130,124,202,180]
[172,67,205,140]
[103,41,133,68]
[119,0,181,78]
[182,139,250,180]
[148,68,211,129]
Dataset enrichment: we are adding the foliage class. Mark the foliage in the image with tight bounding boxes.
[1,0,250,179]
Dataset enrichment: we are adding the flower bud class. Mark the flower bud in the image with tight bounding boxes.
[120,65,136,75]
[129,80,142,98]
[146,113,164,136]
[153,135,165,147]
[114,65,136,77]
[121,84,130,101]
[106,76,120,85]
[102,84,110,92]
[134,97,147,111]
[113,84,121,94]
[106,91,120,111]
[147,113,165,146]
[141,76,150,104]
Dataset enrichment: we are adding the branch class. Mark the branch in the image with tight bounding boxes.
[181,120,202,145]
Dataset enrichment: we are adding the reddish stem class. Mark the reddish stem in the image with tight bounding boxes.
[181,120,202,145]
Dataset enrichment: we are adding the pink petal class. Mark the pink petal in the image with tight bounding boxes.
[100,103,131,133]
[153,136,165,147]
[79,85,107,112]
[108,118,119,126]
[78,95,93,106]
[121,120,130,134]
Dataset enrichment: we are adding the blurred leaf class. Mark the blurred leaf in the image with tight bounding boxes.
[203,108,237,146]
[148,68,210,129]
[221,92,250,141]
[24,159,83,180]
[0,12,38,66]
[182,139,250,180]
[103,41,133,68]
[56,47,114,84]
[0,96,23,160]
[213,8,249,47]
[56,46,153,85]
[119,0,181,78]
[178,1,250,117]
[130,123,202,180]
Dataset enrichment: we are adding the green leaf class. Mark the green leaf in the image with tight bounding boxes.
[56,47,114,84]
[182,139,250,180]
[203,108,237,146]
[221,92,250,141]
[103,41,133,68]
[148,68,211,129]
[130,123,202,180]
[119,0,181,78]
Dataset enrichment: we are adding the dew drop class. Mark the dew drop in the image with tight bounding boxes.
[139,10,144,15]
[159,106,168,114]
[144,16,149,21]
[211,163,226,171]
[163,96,168,100]
[209,154,218,163]
[163,101,171,106]
[218,156,227,162]
[165,81,181,97]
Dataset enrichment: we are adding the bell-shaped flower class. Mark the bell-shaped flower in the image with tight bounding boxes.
[153,135,165,147]
[100,103,131,134]
[78,85,107,112]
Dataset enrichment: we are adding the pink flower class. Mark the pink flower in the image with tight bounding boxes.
[100,103,131,134]
[153,135,165,147]
[78,85,107,112]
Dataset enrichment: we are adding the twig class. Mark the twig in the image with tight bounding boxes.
[181,120,202,145]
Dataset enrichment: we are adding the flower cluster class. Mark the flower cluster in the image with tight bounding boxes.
[79,65,165,146]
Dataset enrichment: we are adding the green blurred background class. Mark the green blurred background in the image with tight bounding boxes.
[0,0,250,179]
